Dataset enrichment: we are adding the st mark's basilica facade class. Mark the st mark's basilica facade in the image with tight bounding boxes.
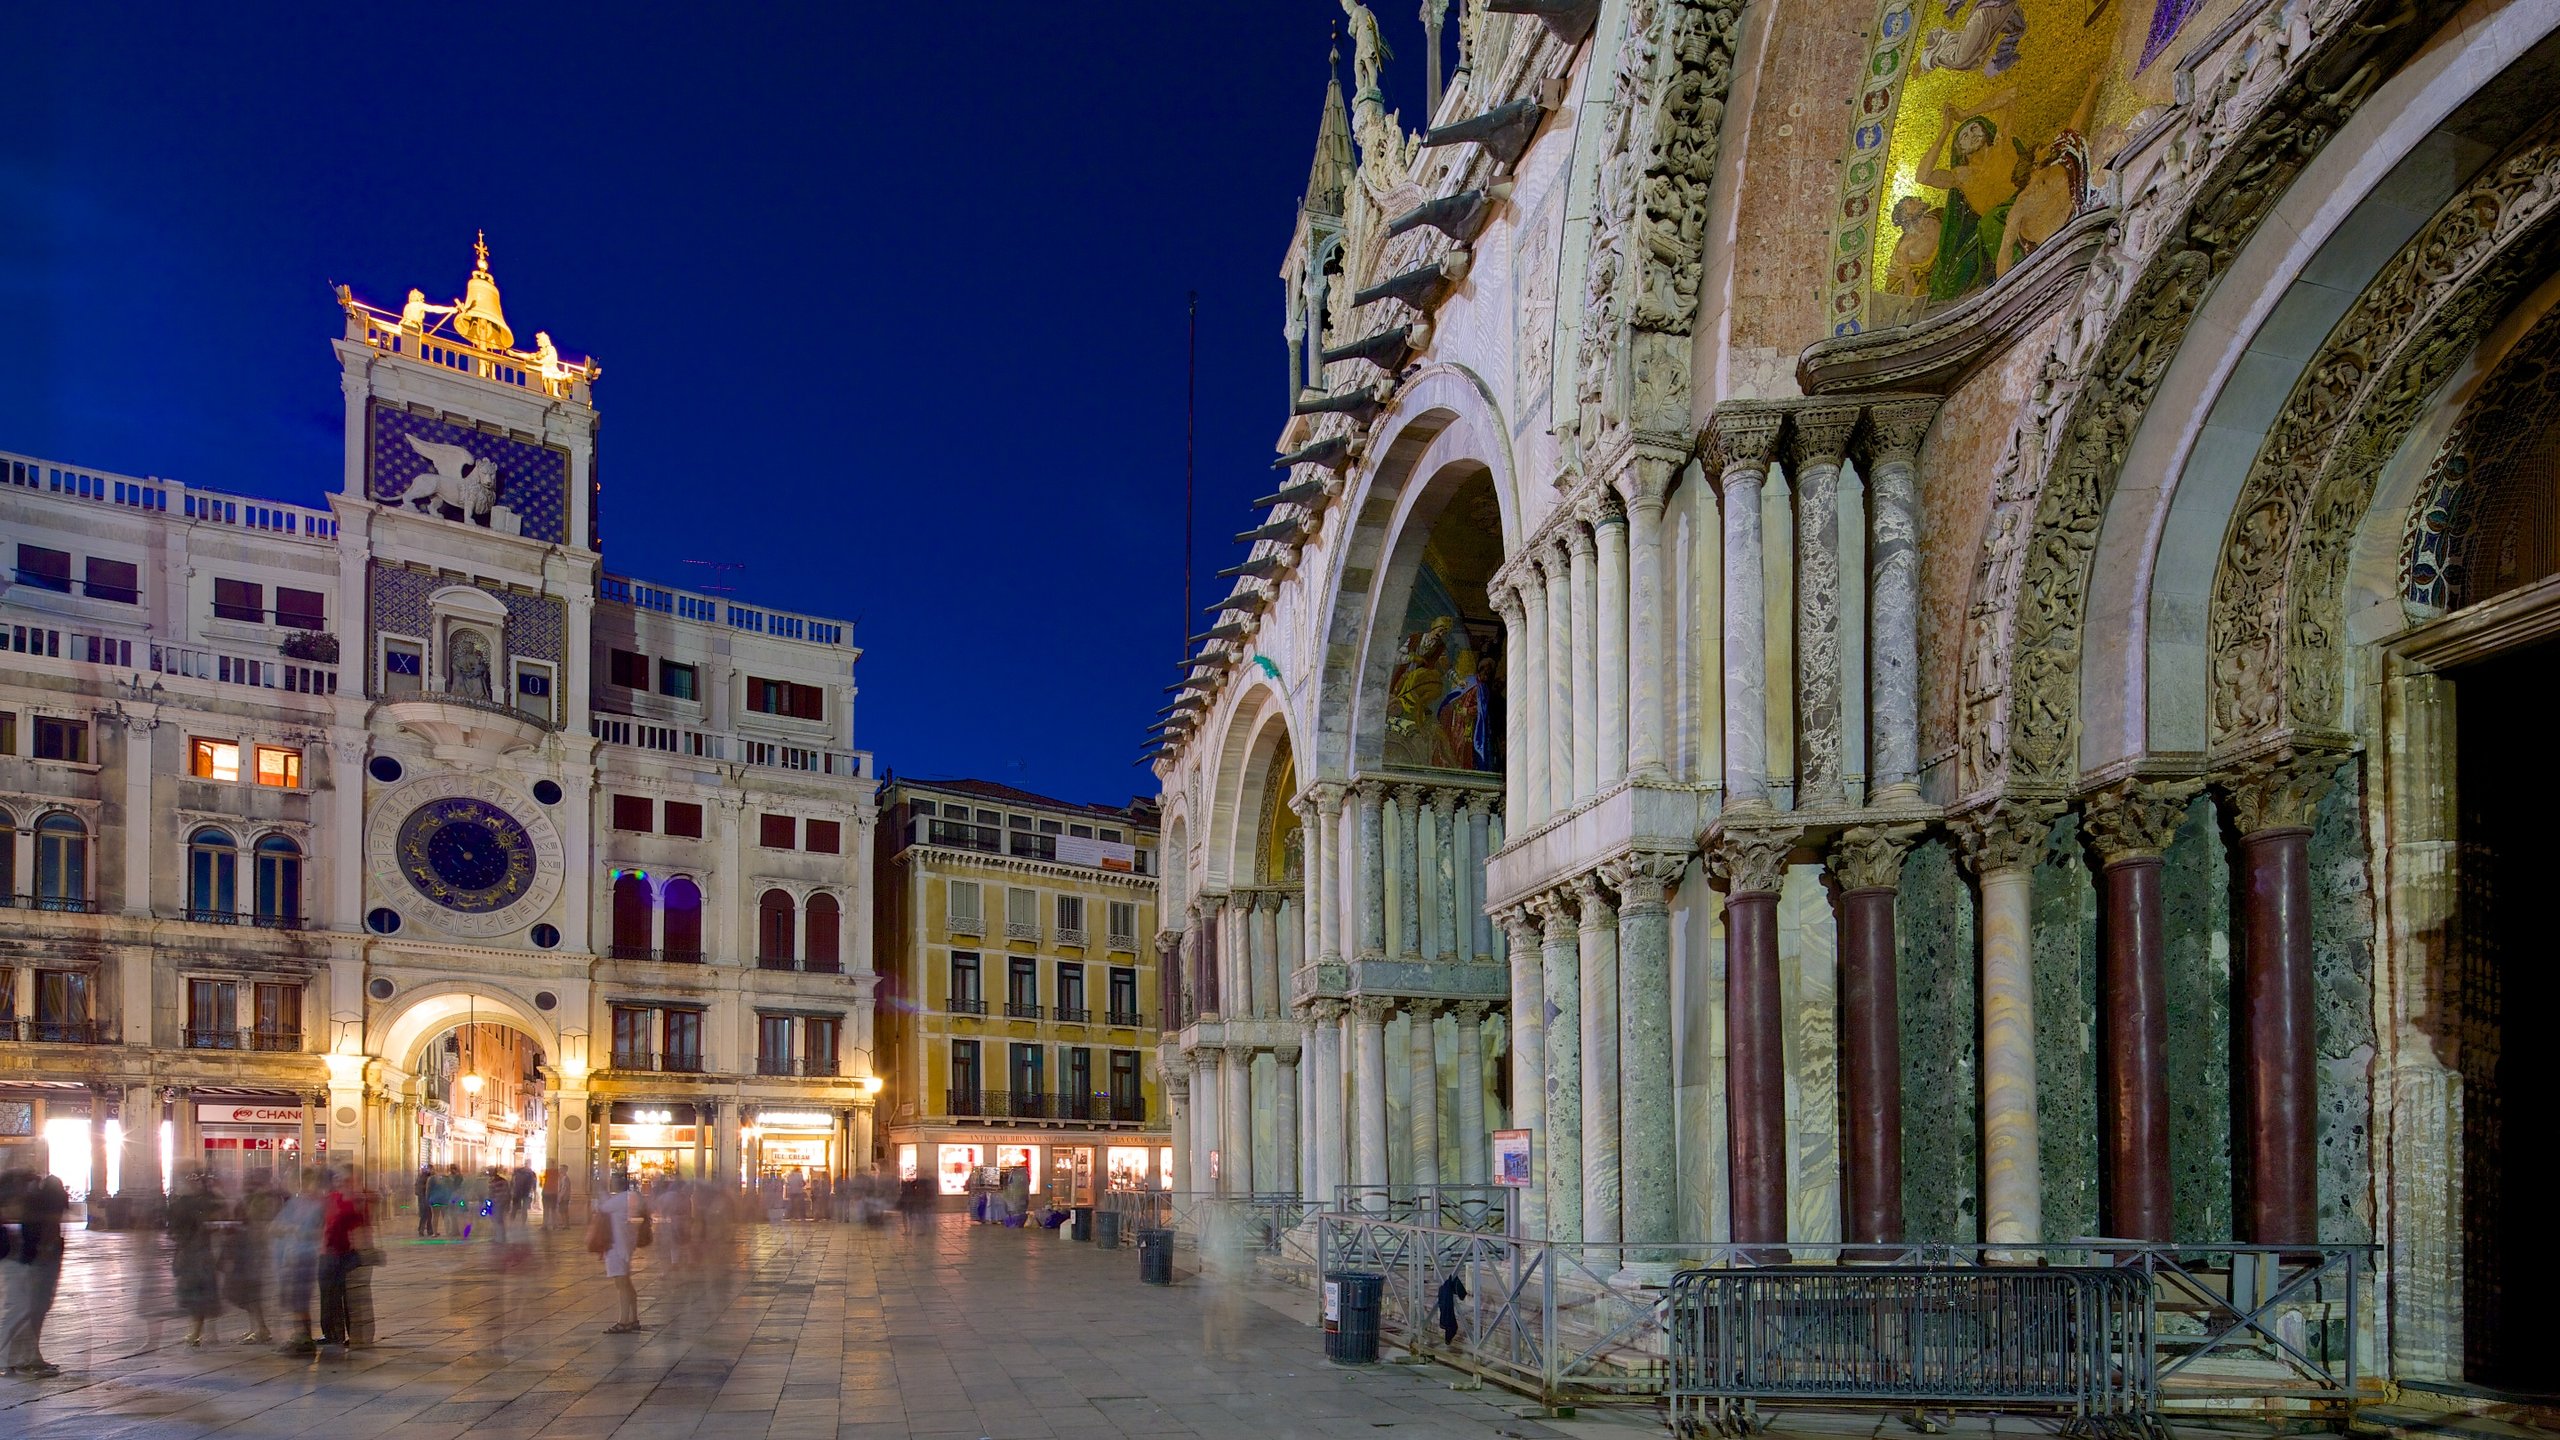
[0,244,882,1210]
[1151,0,2560,1394]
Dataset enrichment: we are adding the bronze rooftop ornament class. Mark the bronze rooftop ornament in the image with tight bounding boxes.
[1354,250,1471,312]
[1272,436,1356,473]
[1217,553,1287,581]
[1234,515,1306,545]
[1253,476,1330,507]
[1385,184,1513,243]
[1321,323,1428,373]
[1421,97,1547,170]
[1191,621,1253,644]
[1290,386,1387,423]
[1485,0,1599,44]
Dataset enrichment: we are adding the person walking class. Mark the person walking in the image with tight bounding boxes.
[509,1163,535,1224]
[167,1173,225,1347]
[317,1170,371,1351]
[591,1170,642,1333]
[224,1175,279,1344]
[413,1165,435,1237]
[271,1170,324,1355]
[425,1166,453,1238]
[1,1173,66,1377]
[538,1167,561,1226]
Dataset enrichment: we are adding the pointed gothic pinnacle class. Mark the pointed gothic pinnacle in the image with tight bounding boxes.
[1485,0,1600,44]
[1386,184,1513,243]
[1421,97,1547,170]
[1272,436,1356,473]
[1354,249,1472,312]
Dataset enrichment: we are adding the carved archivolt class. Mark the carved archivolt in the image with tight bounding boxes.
[1951,0,2445,798]
[2209,114,2560,745]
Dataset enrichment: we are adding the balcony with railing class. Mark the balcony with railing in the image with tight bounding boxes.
[946,909,985,938]
[1005,919,1040,943]
[945,1089,1146,1124]
[606,944,706,964]
[756,1055,840,1078]
[607,1050,705,1074]
[1003,1001,1043,1020]
[252,1027,303,1053]
[948,996,988,1016]
[184,907,306,930]
[1,1019,110,1045]
[1055,926,1088,949]
[1107,931,1139,954]
[6,894,96,915]
[1056,1092,1150,1123]
[1105,1009,1146,1029]
[1055,1006,1092,1025]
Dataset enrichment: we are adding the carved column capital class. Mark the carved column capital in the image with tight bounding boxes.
[1405,998,1441,1024]
[1954,799,2064,876]
[1350,995,1398,1025]
[1449,1000,1492,1026]
[1706,827,1798,897]
[1310,781,1347,820]
[1860,397,1940,467]
[1496,905,1543,952]
[1273,1043,1302,1066]
[1427,787,1461,820]
[1577,487,1626,531]
[1829,823,1928,894]
[1304,996,1348,1024]
[1166,1074,1191,1102]
[1570,871,1617,927]
[1708,404,1786,477]
[1489,581,1525,624]
[1787,402,1862,472]
[2221,754,2337,836]
[1536,534,1573,582]
[1613,452,1677,515]
[1562,517,1598,560]
[2081,779,2204,864]
[1527,888,1580,941]
[1599,850,1683,913]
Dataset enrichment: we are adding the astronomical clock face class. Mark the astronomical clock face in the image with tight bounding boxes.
[366,774,565,938]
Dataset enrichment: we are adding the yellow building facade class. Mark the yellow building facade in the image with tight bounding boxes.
[874,779,1167,1206]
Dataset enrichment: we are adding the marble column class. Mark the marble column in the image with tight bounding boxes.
[1714,830,1794,1249]
[1431,790,1462,962]
[1500,582,1550,830]
[1252,892,1282,1019]
[1393,786,1425,960]
[2227,759,2333,1246]
[1535,891,1584,1240]
[1500,910,1549,1238]
[1451,794,1479,962]
[1619,458,1675,780]
[1452,1001,1490,1185]
[1605,853,1680,1252]
[1352,998,1393,1193]
[1275,1043,1302,1200]
[1310,1000,1347,1206]
[1357,783,1387,960]
[1861,400,1934,802]
[1566,525,1601,803]
[1465,799,1497,962]
[1790,405,1859,812]
[1960,802,2059,1246]
[1831,826,1922,1246]
[1714,410,1784,809]
[1592,493,1630,790]
[1572,874,1622,1243]
[1223,1045,1254,1194]
[1193,1052,1222,1193]
[1315,785,1346,964]
[1168,1072,1193,1192]
[1537,541,1576,819]
[2083,783,2194,1243]
[1407,1002,1441,1187]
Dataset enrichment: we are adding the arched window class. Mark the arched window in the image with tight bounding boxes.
[662,877,703,962]
[36,813,88,911]
[610,874,653,958]
[805,892,841,973]
[254,836,303,928]
[757,888,796,969]
[188,828,239,920]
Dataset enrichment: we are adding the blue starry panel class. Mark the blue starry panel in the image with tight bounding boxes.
[369,403,568,545]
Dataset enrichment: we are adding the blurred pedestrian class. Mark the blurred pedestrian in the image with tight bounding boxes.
[413,1165,435,1237]
[2,1172,66,1376]
[538,1167,561,1226]
[272,1170,324,1355]
[224,1175,279,1343]
[591,1170,641,1333]
[168,1172,225,1347]
[426,1166,454,1238]
[318,1170,371,1351]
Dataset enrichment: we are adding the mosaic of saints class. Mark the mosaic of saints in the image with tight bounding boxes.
[1383,612,1503,773]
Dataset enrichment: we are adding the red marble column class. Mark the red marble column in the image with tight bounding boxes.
[1725,888,1787,1248]
[1836,887,1903,1246]
[2241,825,2317,1245]
[2099,855,2173,1242]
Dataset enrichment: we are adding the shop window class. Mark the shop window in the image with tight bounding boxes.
[275,586,325,630]
[747,676,824,720]
[936,1141,982,1195]
[805,893,841,973]
[757,888,795,965]
[657,660,697,700]
[186,978,238,1048]
[254,982,301,1050]
[36,813,87,907]
[664,801,704,838]
[254,745,301,788]
[608,648,649,689]
[758,813,795,849]
[33,717,87,764]
[188,828,238,919]
[191,738,241,782]
[611,874,653,955]
[84,557,139,604]
[212,577,264,622]
[663,878,703,960]
[14,544,70,593]
[254,837,302,927]
[805,819,840,854]
[382,638,424,697]
[611,795,653,832]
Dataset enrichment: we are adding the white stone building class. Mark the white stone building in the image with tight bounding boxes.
[0,244,880,1208]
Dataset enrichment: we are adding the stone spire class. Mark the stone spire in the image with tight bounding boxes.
[1304,42,1355,218]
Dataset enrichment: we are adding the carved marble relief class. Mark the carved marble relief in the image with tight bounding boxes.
[1897,837,1981,1241]
[2029,812,2099,1243]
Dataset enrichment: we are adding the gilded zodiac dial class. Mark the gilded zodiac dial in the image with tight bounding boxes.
[395,795,538,913]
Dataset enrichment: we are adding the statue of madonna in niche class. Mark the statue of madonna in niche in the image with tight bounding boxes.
[447,629,495,702]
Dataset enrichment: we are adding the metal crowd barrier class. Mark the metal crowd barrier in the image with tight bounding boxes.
[1331,1183,1512,1233]
[1665,1266,2153,1437]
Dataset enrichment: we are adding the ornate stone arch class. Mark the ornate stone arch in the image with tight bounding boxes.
[373,981,558,1081]
[1199,675,1300,896]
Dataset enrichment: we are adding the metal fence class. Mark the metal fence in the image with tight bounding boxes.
[1331,1183,1512,1232]
[1312,1216,2369,1426]
[1101,1190,1310,1262]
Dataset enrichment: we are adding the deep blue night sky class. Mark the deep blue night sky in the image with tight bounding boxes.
[1,3,1454,809]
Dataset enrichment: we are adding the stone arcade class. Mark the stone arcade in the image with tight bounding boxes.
[1150,0,2560,1398]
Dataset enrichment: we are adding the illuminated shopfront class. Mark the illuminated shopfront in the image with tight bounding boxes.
[605,1102,704,1182]
[749,1109,836,1185]
[1049,1145,1095,1205]
[197,1099,318,1189]
[934,1142,982,1195]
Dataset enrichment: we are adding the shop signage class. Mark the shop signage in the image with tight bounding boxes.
[607,1102,698,1125]
[199,1103,307,1125]
[1492,1128,1533,1187]
[755,1111,833,1130]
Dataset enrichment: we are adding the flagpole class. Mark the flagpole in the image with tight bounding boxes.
[1184,290,1197,667]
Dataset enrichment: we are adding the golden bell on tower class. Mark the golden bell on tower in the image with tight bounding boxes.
[452,230,514,353]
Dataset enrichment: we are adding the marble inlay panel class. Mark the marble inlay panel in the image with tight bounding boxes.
[1779,862,1842,1245]
[2031,815,2100,1244]
[2312,764,2377,1245]
[1897,838,1979,1241]
[2162,796,2233,1243]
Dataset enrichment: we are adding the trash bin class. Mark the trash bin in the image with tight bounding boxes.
[1095,1208,1122,1249]
[1071,1205,1094,1241]
[1137,1228,1174,1285]
[1323,1271,1385,1363]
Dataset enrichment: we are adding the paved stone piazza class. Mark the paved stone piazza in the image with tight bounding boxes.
[2,1216,1603,1440]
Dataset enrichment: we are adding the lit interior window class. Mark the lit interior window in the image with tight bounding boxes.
[255,745,301,788]
[191,738,241,782]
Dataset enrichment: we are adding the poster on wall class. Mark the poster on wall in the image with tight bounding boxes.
[1492,1129,1533,1188]
[1054,834,1136,871]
